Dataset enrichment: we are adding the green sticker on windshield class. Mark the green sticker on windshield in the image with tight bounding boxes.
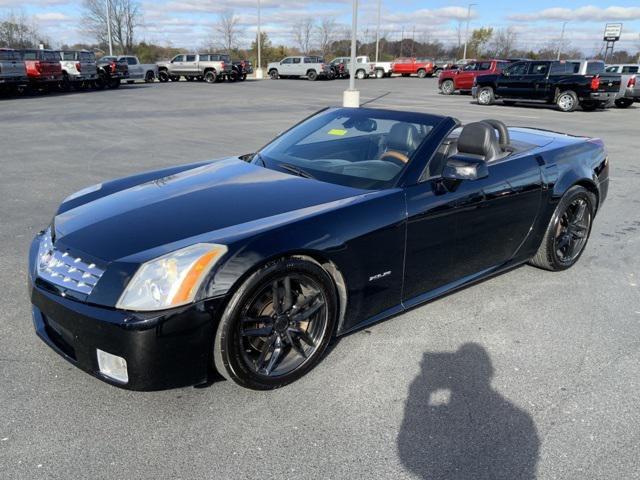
[328,129,348,136]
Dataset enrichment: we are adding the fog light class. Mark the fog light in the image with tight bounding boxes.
[96,349,128,384]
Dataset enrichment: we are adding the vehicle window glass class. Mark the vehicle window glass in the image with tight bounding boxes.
[550,62,569,75]
[292,57,301,64]
[185,55,196,62]
[43,51,59,62]
[304,57,313,63]
[62,51,76,61]
[0,50,14,60]
[282,58,293,64]
[199,55,209,61]
[463,63,477,71]
[259,109,440,189]
[126,57,137,65]
[503,62,527,75]
[80,51,95,62]
[478,62,492,70]
[22,51,37,60]
[604,66,618,73]
[586,61,604,74]
[528,62,549,75]
[172,55,184,62]
[622,66,639,74]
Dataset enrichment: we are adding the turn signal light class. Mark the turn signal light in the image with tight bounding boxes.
[590,76,600,91]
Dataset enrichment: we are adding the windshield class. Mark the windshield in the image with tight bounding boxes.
[256,108,441,190]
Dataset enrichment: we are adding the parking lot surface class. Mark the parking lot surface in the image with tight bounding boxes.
[1,78,639,479]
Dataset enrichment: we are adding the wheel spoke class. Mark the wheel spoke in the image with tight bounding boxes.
[288,333,308,359]
[263,337,285,375]
[290,328,315,347]
[242,325,274,337]
[292,299,323,323]
[574,201,587,223]
[256,334,277,372]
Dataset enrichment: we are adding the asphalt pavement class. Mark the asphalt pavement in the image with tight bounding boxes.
[0,76,639,479]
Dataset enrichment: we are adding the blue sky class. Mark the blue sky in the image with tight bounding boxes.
[2,0,639,54]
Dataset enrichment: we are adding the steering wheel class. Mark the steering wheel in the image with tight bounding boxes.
[380,150,409,166]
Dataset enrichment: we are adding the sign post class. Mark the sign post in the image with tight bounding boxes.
[603,23,622,63]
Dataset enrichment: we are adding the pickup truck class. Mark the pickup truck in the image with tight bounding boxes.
[58,50,97,90]
[392,57,435,78]
[473,59,621,112]
[205,54,252,81]
[373,60,394,78]
[0,48,28,92]
[267,56,331,81]
[329,56,374,80]
[605,64,640,108]
[21,49,63,89]
[117,56,158,83]
[157,54,231,83]
[96,56,129,89]
[439,59,510,94]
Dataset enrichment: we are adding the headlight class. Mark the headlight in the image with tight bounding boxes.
[116,243,227,311]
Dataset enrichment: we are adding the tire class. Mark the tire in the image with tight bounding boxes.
[60,73,71,92]
[556,90,578,112]
[239,73,247,81]
[158,70,169,82]
[356,69,366,80]
[476,86,495,105]
[580,101,598,111]
[440,79,455,95]
[417,69,427,79]
[94,74,106,90]
[375,69,384,79]
[529,185,595,271]
[307,70,318,81]
[214,258,337,390]
[204,70,217,83]
[614,98,633,108]
[145,71,155,83]
[108,78,120,89]
[269,69,279,79]
[170,75,181,82]
[229,71,239,82]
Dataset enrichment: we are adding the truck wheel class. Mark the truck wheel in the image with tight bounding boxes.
[614,98,633,108]
[417,69,427,78]
[108,78,121,89]
[269,69,279,79]
[60,73,71,92]
[476,86,495,105]
[158,70,169,82]
[170,75,181,82]
[440,79,455,95]
[229,71,239,82]
[556,90,578,112]
[239,73,247,81]
[307,70,318,81]
[204,70,218,83]
[581,101,598,111]
[375,69,384,79]
[145,71,155,83]
[356,69,366,80]
[94,74,106,90]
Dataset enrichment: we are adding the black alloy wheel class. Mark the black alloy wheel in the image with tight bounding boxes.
[145,71,155,83]
[204,70,217,83]
[214,258,337,390]
[530,185,595,271]
[158,70,169,82]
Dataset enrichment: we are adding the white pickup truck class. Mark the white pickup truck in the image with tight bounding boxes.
[118,56,158,83]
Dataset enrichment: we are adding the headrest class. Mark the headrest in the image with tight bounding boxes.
[387,123,420,153]
[457,122,502,161]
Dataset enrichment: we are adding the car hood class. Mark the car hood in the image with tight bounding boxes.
[53,158,366,263]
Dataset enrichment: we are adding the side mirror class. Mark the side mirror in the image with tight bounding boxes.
[442,156,488,181]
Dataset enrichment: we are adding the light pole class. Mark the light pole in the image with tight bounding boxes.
[557,21,568,60]
[461,3,476,63]
[343,0,360,107]
[375,0,381,63]
[105,0,113,56]
[256,0,263,79]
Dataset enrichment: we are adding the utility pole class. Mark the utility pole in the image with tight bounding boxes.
[557,21,568,60]
[343,0,360,107]
[256,0,263,79]
[400,26,404,57]
[461,3,476,62]
[105,0,113,56]
[375,0,381,63]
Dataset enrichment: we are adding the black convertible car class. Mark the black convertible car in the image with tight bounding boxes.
[28,107,609,390]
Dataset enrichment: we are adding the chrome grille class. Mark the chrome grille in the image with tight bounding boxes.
[36,229,104,295]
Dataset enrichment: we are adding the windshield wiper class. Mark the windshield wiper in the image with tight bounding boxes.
[278,162,316,179]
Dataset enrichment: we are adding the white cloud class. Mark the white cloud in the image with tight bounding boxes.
[509,6,640,22]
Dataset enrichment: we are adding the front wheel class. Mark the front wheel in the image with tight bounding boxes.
[214,258,337,390]
[440,79,454,95]
[158,70,169,82]
[269,69,279,79]
[356,69,366,80]
[145,71,155,83]
[476,86,495,105]
[529,186,595,271]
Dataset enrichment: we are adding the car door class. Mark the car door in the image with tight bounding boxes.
[524,61,551,100]
[125,57,140,78]
[454,62,478,89]
[170,55,185,75]
[290,57,303,76]
[184,54,197,75]
[495,61,528,98]
[402,147,543,305]
[279,57,293,75]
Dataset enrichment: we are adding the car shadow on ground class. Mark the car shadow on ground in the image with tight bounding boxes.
[397,343,540,480]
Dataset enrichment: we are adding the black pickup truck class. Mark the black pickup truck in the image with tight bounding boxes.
[472,60,621,112]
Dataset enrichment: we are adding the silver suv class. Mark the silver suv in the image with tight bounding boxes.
[58,50,97,90]
[267,56,331,81]
[605,64,639,108]
[0,48,27,92]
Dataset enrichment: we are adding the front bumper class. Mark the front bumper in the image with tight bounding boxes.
[28,239,227,391]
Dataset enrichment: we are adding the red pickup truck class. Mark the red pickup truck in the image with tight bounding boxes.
[392,57,435,78]
[439,59,510,94]
[21,49,63,88]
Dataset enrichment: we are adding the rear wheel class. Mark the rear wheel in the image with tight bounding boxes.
[417,69,427,79]
[145,71,155,83]
[214,258,337,390]
[375,69,384,79]
[158,70,169,82]
[204,70,217,83]
[476,86,495,105]
[170,75,181,82]
[556,90,578,112]
[59,73,71,92]
[440,79,455,95]
[307,70,318,81]
[529,186,595,271]
[614,98,633,108]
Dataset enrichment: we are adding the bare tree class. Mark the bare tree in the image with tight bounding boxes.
[82,0,141,53]
[293,18,314,55]
[316,17,337,57]
[490,27,517,58]
[0,11,44,48]
[215,10,241,53]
